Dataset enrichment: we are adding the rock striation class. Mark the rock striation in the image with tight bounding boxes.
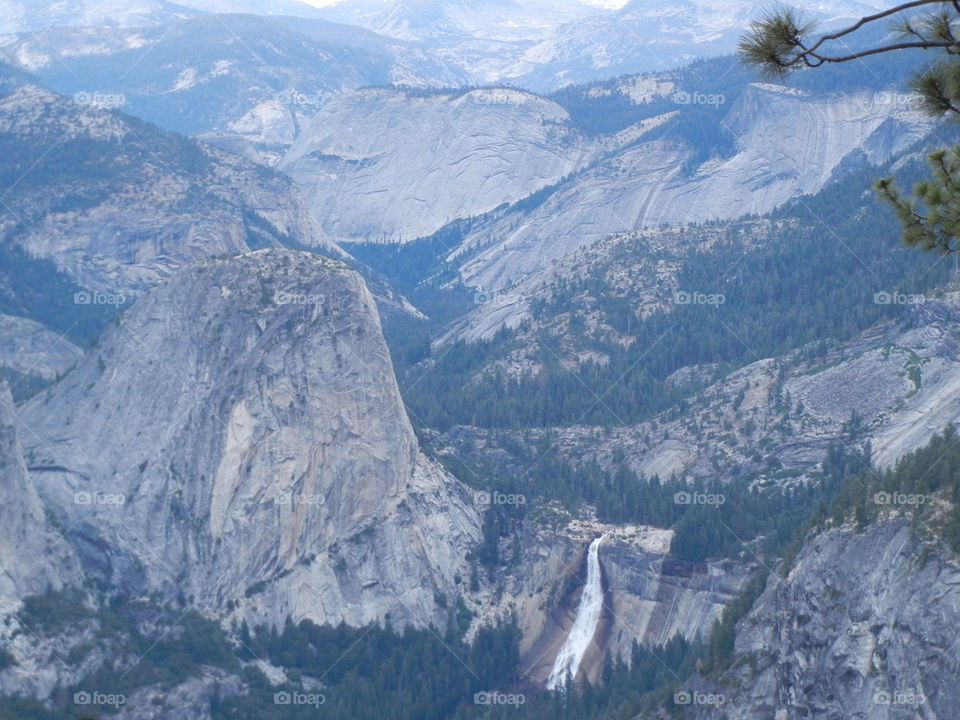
[19,249,480,629]
[706,518,960,719]
[0,380,80,613]
[279,86,594,244]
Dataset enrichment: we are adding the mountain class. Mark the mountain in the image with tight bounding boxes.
[316,0,597,44]
[0,0,197,34]
[451,82,931,293]
[0,83,341,300]
[278,60,930,278]
[0,247,754,710]
[0,14,466,140]
[0,0,910,93]
[3,2,960,716]
[18,249,480,629]
[316,0,903,90]
[278,86,593,244]
[314,0,649,87]
[0,0,329,34]
[503,0,901,90]
[182,0,329,16]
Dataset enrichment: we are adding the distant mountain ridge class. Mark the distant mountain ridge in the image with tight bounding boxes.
[0,12,466,138]
[314,0,905,89]
[0,0,908,92]
[0,0,326,33]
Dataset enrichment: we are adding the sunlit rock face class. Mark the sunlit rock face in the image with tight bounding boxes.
[454,84,932,293]
[278,86,593,244]
[20,249,480,629]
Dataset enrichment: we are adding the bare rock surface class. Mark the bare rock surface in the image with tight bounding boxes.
[20,249,480,630]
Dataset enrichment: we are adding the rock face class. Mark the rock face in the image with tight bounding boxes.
[600,539,749,656]
[278,86,593,244]
[0,85,342,297]
[454,84,932,292]
[709,518,960,719]
[20,249,480,629]
[0,314,83,381]
[273,77,929,291]
[0,381,79,612]
[472,520,751,687]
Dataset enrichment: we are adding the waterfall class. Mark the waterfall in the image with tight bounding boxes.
[546,535,606,690]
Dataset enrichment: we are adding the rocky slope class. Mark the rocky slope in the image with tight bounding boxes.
[452,83,932,292]
[0,314,83,382]
[435,292,960,497]
[0,84,342,297]
[0,381,80,615]
[279,86,596,244]
[439,219,761,349]
[18,249,480,630]
[700,517,960,719]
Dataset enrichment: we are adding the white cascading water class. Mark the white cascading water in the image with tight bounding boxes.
[546,535,606,690]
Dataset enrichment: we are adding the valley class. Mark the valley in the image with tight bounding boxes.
[1,2,960,719]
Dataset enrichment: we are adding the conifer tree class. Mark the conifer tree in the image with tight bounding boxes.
[740,1,960,252]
